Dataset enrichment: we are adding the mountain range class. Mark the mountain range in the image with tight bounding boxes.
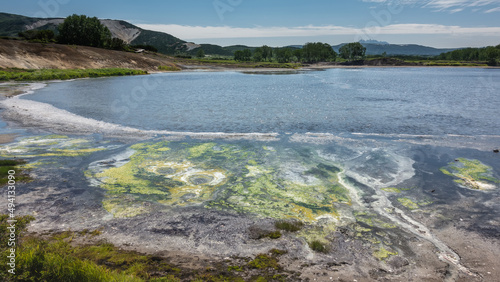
[0,12,457,57]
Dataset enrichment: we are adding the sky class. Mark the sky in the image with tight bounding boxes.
[2,0,500,48]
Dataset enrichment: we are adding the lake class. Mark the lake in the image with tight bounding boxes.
[22,67,500,136]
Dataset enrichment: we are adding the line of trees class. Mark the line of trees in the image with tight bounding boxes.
[436,45,500,66]
[234,42,341,63]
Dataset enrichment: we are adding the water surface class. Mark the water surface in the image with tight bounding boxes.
[23,68,500,135]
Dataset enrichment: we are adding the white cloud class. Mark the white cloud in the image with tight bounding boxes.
[136,23,500,40]
[362,0,500,12]
[484,6,500,12]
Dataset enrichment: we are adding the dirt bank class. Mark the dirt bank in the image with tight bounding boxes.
[0,39,178,71]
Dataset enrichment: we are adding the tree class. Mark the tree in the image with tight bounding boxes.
[339,42,366,60]
[107,38,126,50]
[276,48,293,63]
[58,14,111,48]
[261,45,273,61]
[18,29,55,42]
[196,48,205,58]
[293,49,303,62]
[301,42,337,63]
[234,49,252,61]
[253,47,263,62]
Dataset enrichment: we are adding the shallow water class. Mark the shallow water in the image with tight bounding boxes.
[22,68,500,135]
[2,68,500,280]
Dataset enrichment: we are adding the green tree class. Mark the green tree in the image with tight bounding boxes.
[261,45,273,61]
[293,49,303,62]
[58,14,111,48]
[276,48,293,63]
[302,42,337,63]
[234,49,252,61]
[339,42,366,60]
[18,29,55,42]
[196,48,205,58]
[437,45,500,63]
[107,37,125,50]
[253,47,263,62]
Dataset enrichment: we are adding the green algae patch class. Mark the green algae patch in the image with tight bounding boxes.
[0,135,107,159]
[397,198,419,210]
[441,158,499,190]
[88,141,352,222]
[381,187,402,193]
[89,142,229,217]
[188,142,217,158]
[373,246,398,260]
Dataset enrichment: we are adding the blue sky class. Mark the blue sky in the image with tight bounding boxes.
[2,0,500,47]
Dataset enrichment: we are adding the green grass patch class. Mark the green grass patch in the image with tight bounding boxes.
[227,265,243,272]
[1,214,296,281]
[0,159,31,185]
[308,240,329,253]
[248,254,280,270]
[178,58,303,69]
[258,230,282,240]
[274,220,304,232]
[0,68,148,81]
[158,65,181,71]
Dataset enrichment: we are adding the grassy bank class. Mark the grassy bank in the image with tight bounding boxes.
[0,217,296,281]
[0,68,148,81]
[173,57,302,69]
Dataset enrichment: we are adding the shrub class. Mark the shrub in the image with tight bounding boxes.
[274,220,304,232]
[308,240,328,253]
[248,254,279,269]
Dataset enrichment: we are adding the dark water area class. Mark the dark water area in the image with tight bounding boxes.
[22,68,500,135]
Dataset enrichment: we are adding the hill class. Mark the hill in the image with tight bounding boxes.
[0,38,178,71]
[332,42,456,56]
[0,12,187,54]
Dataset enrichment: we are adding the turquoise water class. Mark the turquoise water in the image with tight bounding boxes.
[23,68,500,135]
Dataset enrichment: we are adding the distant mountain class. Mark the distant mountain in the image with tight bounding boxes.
[359,39,389,45]
[0,12,458,57]
[332,42,456,56]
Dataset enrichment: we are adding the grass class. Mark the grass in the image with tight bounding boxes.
[308,240,329,253]
[173,57,303,69]
[0,214,295,281]
[0,159,30,185]
[258,230,282,240]
[158,65,181,71]
[247,254,280,270]
[0,68,148,81]
[274,220,304,232]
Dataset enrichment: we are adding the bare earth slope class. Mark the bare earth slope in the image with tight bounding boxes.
[0,39,178,71]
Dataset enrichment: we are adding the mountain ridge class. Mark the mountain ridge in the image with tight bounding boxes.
[1,12,457,57]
